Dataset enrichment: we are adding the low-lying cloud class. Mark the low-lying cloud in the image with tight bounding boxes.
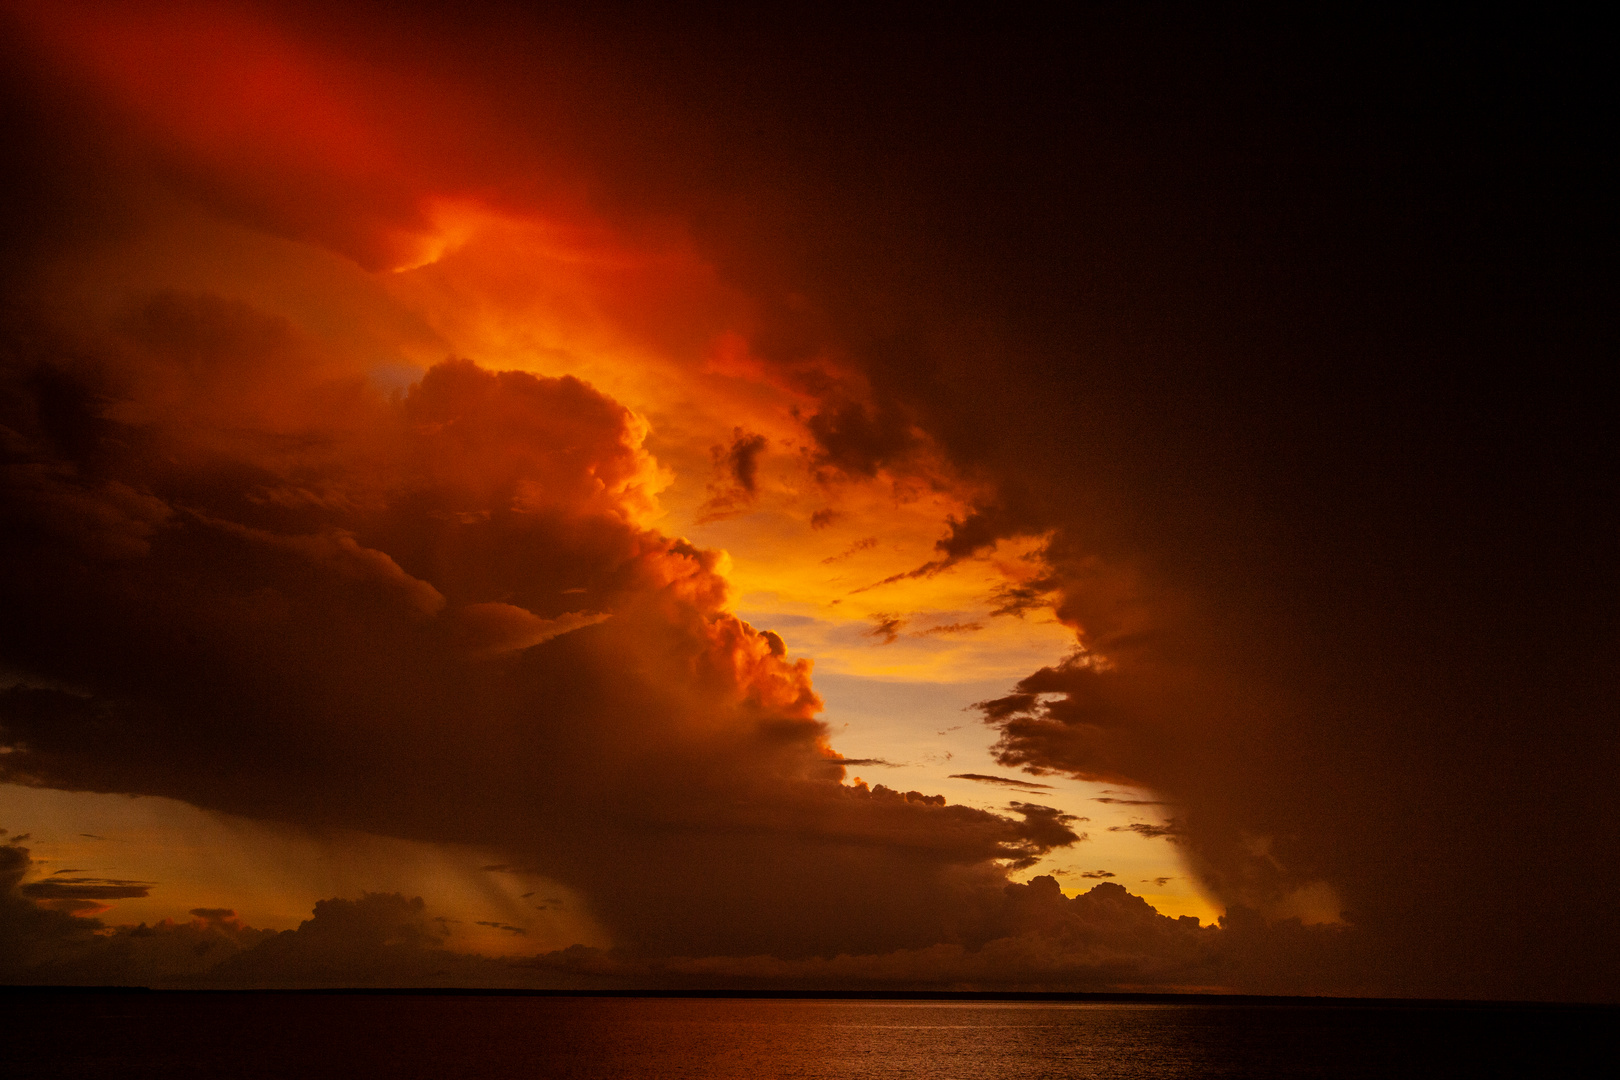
[2,836,1373,994]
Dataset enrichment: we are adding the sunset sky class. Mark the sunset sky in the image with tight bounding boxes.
[1,3,1612,1000]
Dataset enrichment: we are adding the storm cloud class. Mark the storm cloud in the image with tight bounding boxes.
[0,320,1081,958]
[1,1,1613,1002]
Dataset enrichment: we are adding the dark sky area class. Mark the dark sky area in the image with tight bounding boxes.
[605,9,1618,1000]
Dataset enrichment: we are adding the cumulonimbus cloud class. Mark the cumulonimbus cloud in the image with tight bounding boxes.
[1,0,1613,1003]
[0,290,1077,961]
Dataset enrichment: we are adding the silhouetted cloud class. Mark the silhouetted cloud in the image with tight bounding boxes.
[911,622,984,637]
[863,613,907,644]
[806,399,917,480]
[949,773,1053,792]
[697,429,771,522]
[20,878,153,900]
[524,878,1236,992]
[821,537,877,564]
[0,834,1396,996]
[1108,824,1181,840]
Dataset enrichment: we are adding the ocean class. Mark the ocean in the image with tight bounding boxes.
[3,992,1609,1078]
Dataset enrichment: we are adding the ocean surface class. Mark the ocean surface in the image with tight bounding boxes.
[3,992,1609,1078]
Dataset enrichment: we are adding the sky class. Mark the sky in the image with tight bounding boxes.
[0,2,1613,1000]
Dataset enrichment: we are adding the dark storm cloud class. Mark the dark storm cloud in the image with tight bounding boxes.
[1079,870,1115,879]
[987,578,1058,619]
[804,398,918,480]
[0,289,1078,962]
[590,12,1611,1000]
[948,773,1052,792]
[20,878,153,900]
[976,656,1143,785]
[1001,803,1084,868]
[851,502,1049,595]
[2,1,1614,1001]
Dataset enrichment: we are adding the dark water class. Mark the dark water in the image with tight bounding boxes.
[3,993,1609,1078]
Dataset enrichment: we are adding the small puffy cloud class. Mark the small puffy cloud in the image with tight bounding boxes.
[723,432,769,494]
[696,430,771,523]
[863,613,907,644]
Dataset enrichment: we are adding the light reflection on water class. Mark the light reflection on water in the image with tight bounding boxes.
[5,994,1606,1079]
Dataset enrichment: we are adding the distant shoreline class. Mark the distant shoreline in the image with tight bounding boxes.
[3,985,1611,1010]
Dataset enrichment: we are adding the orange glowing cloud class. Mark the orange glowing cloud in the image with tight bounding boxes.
[10,3,1073,694]
[11,0,508,270]
[0,0,1169,974]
